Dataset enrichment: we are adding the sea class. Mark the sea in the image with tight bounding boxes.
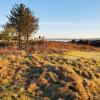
[48,38,74,42]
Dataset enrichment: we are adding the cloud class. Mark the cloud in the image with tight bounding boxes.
[40,22,100,26]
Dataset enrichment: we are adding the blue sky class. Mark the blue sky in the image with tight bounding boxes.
[0,0,100,38]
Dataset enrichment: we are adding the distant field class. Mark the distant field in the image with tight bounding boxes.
[0,41,100,53]
[46,51,100,61]
[65,51,100,61]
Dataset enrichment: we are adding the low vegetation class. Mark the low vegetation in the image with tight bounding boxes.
[0,49,100,100]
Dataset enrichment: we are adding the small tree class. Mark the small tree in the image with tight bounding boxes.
[0,23,15,42]
[7,4,39,49]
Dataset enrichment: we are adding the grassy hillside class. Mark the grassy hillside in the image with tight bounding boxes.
[0,50,100,100]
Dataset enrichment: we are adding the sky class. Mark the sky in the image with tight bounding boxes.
[0,0,100,39]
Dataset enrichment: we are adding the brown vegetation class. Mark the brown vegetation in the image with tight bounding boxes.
[0,49,100,100]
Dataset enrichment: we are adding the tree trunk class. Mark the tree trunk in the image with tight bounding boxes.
[26,34,29,44]
[26,33,29,48]
[18,32,21,49]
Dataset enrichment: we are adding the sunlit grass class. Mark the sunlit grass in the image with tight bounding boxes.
[0,50,100,99]
[46,51,100,61]
[65,51,100,61]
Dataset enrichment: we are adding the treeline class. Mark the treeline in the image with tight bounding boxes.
[0,4,39,49]
[71,39,100,47]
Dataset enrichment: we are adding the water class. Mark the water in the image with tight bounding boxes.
[48,38,72,42]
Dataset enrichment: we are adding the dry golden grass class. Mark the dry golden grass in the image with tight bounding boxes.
[0,50,100,100]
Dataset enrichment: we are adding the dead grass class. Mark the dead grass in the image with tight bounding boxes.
[0,50,100,99]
